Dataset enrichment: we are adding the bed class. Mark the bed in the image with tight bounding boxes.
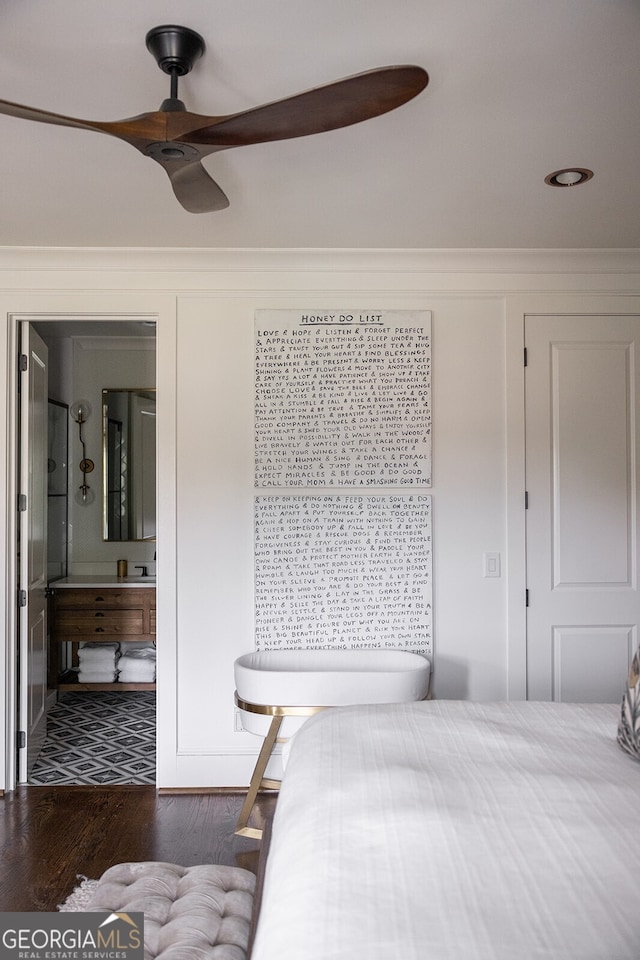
[250,700,639,960]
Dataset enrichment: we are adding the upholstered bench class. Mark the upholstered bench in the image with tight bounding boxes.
[79,861,256,960]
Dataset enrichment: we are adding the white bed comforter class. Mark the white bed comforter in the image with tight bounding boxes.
[251,701,639,960]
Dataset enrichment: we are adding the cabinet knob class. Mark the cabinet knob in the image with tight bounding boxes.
[94,627,105,633]
[95,611,104,617]
[94,595,105,602]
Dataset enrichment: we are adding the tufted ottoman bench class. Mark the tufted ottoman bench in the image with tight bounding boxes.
[80,861,256,960]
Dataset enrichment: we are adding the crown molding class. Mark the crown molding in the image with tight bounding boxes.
[0,246,639,277]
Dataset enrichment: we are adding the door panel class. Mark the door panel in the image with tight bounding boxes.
[551,625,633,702]
[552,341,632,587]
[525,315,640,701]
[19,323,49,780]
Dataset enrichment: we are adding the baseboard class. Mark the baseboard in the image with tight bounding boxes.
[157,786,252,795]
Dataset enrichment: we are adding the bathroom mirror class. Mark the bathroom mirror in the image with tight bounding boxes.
[102,388,156,541]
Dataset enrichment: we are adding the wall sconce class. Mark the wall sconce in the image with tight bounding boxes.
[70,400,95,506]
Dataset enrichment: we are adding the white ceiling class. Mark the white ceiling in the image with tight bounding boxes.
[1,0,639,250]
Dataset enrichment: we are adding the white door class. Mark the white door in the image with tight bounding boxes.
[525,314,640,702]
[18,324,49,780]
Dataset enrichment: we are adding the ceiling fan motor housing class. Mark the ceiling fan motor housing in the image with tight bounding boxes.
[145,25,205,76]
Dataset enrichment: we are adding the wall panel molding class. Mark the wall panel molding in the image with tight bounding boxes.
[0,247,639,294]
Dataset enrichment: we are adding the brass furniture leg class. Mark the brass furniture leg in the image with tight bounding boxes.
[235,713,283,839]
[234,695,327,840]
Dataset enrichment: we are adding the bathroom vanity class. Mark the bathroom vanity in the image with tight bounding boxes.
[49,577,156,691]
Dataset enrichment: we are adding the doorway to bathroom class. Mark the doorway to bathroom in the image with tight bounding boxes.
[16,316,157,785]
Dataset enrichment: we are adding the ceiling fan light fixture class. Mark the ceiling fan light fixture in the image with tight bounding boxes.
[545,167,593,187]
[164,148,183,158]
[145,141,200,163]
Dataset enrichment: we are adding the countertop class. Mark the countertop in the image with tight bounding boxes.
[49,576,156,589]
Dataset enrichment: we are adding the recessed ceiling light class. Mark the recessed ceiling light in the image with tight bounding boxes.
[545,167,594,187]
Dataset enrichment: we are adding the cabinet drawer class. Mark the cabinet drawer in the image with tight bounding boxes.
[54,610,144,636]
[53,588,154,610]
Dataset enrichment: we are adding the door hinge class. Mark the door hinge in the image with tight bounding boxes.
[18,353,27,373]
[18,493,26,512]
[523,346,528,367]
[525,588,530,607]
[524,490,529,509]
[18,589,27,607]
[17,730,25,749]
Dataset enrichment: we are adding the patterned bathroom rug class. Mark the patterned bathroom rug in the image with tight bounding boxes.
[29,691,156,785]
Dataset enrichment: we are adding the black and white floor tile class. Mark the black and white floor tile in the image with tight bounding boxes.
[29,691,156,785]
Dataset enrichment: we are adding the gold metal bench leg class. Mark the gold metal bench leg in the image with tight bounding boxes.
[235,714,283,839]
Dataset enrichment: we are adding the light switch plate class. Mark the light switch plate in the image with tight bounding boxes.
[483,552,501,578]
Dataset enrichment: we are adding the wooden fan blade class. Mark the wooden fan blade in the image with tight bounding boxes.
[164,159,229,213]
[183,65,428,147]
[0,97,177,147]
[0,97,108,133]
[0,96,226,212]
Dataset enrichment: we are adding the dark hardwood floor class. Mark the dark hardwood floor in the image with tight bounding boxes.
[0,786,277,912]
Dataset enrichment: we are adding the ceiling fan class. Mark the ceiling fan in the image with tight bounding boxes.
[0,25,428,214]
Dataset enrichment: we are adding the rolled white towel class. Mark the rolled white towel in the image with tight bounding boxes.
[118,656,156,681]
[77,667,118,683]
[118,665,156,682]
[77,642,120,666]
[118,670,156,683]
[78,642,119,653]
[118,665,155,682]
[119,645,156,660]
[77,655,118,669]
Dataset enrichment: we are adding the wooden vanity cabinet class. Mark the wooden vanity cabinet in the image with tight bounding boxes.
[51,586,156,691]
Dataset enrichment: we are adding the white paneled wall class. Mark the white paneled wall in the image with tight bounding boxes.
[0,249,639,789]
